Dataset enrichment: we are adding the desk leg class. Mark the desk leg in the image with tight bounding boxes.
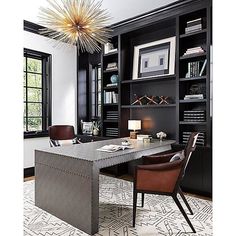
[35,151,100,235]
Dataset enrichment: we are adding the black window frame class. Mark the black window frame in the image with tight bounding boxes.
[90,64,102,119]
[24,48,52,139]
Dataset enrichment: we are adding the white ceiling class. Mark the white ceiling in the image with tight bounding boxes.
[23,0,178,25]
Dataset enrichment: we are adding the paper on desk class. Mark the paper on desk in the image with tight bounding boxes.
[97,144,133,153]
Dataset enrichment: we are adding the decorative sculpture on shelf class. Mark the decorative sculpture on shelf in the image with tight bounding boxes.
[131,94,144,105]
[39,0,111,54]
[159,96,169,105]
[131,94,158,105]
[146,95,158,105]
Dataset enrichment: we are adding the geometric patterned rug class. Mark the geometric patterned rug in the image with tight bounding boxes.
[24,175,212,236]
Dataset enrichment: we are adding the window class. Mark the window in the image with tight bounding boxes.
[24,49,51,138]
[91,64,101,119]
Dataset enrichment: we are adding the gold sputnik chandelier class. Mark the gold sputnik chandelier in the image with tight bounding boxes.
[39,0,111,53]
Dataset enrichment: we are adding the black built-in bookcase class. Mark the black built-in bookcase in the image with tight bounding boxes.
[78,0,212,196]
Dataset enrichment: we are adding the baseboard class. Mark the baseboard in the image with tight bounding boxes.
[24,167,35,178]
[181,186,212,198]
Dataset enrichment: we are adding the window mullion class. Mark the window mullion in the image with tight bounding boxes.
[42,57,47,131]
[25,56,28,132]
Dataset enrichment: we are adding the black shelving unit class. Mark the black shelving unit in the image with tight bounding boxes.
[79,0,212,195]
[101,36,120,138]
[178,6,211,149]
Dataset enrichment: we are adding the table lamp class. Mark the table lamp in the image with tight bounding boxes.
[128,120,141,139]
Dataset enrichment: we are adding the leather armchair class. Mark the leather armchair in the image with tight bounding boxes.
[48,125,80,147]
[49,125,76,140]
[133,132,199,233]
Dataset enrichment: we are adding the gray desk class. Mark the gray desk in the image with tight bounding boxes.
[35,138,175,235]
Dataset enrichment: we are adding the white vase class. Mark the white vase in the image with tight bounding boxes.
[93,129,99,136]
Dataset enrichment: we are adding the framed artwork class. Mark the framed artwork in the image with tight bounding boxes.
[132,36,176,79]
[81,121,93,135]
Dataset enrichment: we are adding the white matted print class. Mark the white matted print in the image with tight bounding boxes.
[132,36,176,79]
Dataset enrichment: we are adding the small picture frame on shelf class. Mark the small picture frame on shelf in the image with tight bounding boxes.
[132,36,176,80]
[81,121,93,135]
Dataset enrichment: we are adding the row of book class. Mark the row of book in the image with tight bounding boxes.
[183,110,205,122]
[185,59,207,78]
[104,91,118,104]
[185,18,202,34]
[105,127,119,137]
[184,94,204,100]
[105,111,118,120]
[182,131,205,146]
[183,46,205,56]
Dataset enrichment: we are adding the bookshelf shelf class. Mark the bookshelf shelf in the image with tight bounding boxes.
[180,29,207,38]
[179,99,206,103]
[121,104,176,109]
[103,69,118,73]
[103,51,118,56]
[180,52,206,60]
[103,119,118,123]
[121,74,175,84]
[179,76,206,82]
[103,103,118,106]
[103,86,118,90]
[179,121,207,125]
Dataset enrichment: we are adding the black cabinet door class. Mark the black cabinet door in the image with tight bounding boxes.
[202,147,212,194]
[181,149,203,192]
[172,144,212,196]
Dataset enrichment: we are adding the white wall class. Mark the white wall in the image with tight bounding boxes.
[24,31,77,168]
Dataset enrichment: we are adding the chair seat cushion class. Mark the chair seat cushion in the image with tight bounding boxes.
[50,137,80,147]
[169,150,185,162]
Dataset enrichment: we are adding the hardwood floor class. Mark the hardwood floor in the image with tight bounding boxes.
[24,176,35,182]
[24,174,212,201]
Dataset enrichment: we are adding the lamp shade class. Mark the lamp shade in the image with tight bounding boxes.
[128,120,141,131]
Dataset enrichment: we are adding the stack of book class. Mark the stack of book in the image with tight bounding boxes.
[184,94,204,100]
[105,62,118,71]
[137,134,152,141]
[104,91,118,104]
[183,46,205,56]
[182,131,205,146]
[186,59,207,78]
[105,127,119,137]
[106,111,118,120]
[185,18,202,34]
[183,110,205,122]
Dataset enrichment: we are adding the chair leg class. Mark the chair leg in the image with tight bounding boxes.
[173,196,196,233]
[178,188,193,215]
[133,190,137,227]
[141,193,144,207]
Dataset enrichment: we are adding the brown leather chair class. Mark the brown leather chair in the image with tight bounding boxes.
[48,125,79,146]
[133,132,199,233]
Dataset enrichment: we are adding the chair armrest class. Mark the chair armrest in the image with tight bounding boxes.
[138,159,183,171]
[142,150,182,164]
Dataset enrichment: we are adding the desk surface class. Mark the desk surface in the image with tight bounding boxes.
[36,138,176,162]
[35,138,175,235]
